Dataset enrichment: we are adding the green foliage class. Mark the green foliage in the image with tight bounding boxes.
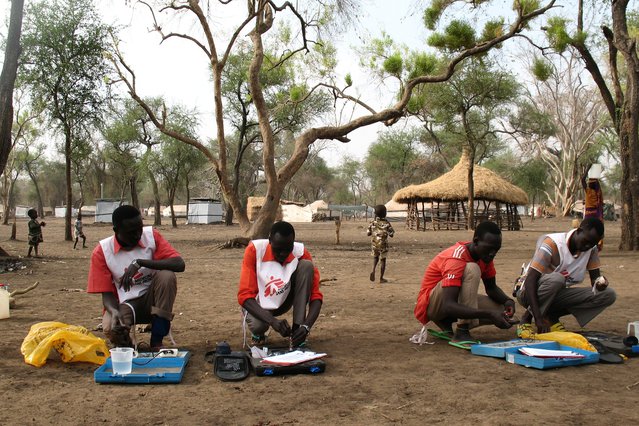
[20,0,112,127]
[511,101,556,138]
[531,57,553,81]
[481,19,504,42]
[423,0,451,30]
[344,73,353,86]
[364,128,433,202]
[289,85,306,102]
[407,53,439,79]
[545,17,572,51]
[428,20,476,51]
[383,52,403,76]
[513,0,541,15]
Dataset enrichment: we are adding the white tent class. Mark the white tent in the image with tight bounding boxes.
[55,207,78,218]
[163,205,187,217]
[15,205,31,218]
[308,199,328,213]
[384,199,407,218]
[95,200,123,223]
[187,199,223,224]
[281,204,313,223]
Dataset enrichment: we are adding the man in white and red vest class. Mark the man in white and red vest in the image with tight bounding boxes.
[87,205,185,350]
[238,221,323,347]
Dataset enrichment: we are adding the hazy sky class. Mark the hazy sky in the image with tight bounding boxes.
[1,0,547,166]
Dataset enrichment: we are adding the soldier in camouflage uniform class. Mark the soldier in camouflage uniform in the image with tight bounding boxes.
[367,205,395,283]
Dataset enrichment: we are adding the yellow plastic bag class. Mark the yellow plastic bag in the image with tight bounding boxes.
[21,321,109,367]
[524,330,597,352]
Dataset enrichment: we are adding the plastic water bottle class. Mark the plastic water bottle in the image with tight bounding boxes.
[0,283,10,319]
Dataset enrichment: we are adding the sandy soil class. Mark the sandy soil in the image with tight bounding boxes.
[1,216,638,425]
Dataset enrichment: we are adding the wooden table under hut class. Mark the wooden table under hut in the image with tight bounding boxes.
[392,155,528,231]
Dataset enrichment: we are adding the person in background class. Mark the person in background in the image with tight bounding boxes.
[73,212,87,249]
[367,205,395,283]
[27,208,45,258]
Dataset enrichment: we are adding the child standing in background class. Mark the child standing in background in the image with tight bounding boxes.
[73,212,87,249]
[27,208,45,258]
[367,205,395,283]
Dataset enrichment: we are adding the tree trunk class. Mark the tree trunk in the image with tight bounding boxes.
[185,176,190,224]
[129,176,139,209]
[3,175,17,226]
[27,169,44,218]
[247,185,283,239]
[611,1,639,250]
[168,188,177,228]
[0,0,24,176]
[465,149,475,230]
[64,126,73,241]
[146,160,161,225]
[1,173,10,226]
[225,204,234,226]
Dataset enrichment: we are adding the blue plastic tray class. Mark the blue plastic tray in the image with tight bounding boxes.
[94,351,191,384]
[504,342,599,370]
[471,339,556,358]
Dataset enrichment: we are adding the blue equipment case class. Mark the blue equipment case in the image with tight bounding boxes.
[472,340,599,370]
[94,351,191,384]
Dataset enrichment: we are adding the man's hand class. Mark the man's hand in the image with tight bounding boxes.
[535,318,550,334]
[490,311,516,329]
[270,318,291,337]
[291,325,309,346]
[110,309,128,333]
[504,299,516,318]
[595,276,609,292]
[40,221,46,227]
[119,261,140,292]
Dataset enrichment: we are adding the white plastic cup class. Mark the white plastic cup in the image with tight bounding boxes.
[628,321,639,338]
[109,347,138,375]
[588,164,603,179]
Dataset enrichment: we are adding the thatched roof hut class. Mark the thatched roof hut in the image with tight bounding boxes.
[392,154,528,231]
[393,154,528,205]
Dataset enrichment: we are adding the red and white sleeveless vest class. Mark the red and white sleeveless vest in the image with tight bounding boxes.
[252,239,305,310]
[99,226,156,302]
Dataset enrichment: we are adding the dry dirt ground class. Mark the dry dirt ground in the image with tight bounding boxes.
[1,216,638,425]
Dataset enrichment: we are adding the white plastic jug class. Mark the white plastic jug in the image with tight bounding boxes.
[628,321,639,338]
[0,284,10,319]
[588,163,603,179]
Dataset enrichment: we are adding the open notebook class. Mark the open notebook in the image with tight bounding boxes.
[262,350,327,366]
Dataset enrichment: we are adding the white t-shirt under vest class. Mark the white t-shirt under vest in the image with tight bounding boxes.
[99,226,156,302]
[544,229,595,286]
[252,239,305,310]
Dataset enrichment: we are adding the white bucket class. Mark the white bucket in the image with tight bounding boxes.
[588,163,603,179]
[0,285,9,319]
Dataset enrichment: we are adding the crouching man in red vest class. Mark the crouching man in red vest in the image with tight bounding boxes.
[87,205,185,350]
[238,221,323,347]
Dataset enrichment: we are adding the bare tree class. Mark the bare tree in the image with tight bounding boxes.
[512,51,607,216]
[112,0,556,239]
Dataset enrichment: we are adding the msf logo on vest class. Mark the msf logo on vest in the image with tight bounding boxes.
[264,276,287,297]
[560,270,576,285]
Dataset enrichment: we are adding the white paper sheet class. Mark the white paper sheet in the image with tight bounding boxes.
[519,347,585,358]
[262,350,327,366]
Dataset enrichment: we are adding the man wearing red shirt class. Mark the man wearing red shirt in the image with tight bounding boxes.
[414,221,517,348]
[238,221,322,347]
[87,205,185,350]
